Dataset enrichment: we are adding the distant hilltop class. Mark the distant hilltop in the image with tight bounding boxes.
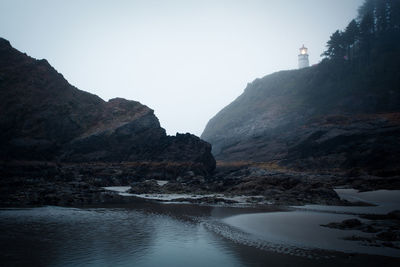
[201,0,400,176]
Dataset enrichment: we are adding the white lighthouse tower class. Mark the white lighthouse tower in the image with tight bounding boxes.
[298,44,309,69]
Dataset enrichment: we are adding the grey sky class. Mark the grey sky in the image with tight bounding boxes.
[0,0,364,136]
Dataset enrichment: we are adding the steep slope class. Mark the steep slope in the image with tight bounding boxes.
[0,38,215,172]
[202,60,400,175]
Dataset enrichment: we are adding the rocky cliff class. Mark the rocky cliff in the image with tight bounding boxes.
[0,37,215,173]
[202,60,400,176]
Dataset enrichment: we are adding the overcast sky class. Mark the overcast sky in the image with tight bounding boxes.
[0,0,364,136]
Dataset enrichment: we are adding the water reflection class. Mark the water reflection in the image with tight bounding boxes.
[0,203,399,267]
[0,206,242,267]
[0,207,155,266]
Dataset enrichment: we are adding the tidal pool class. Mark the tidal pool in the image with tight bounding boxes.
[0,200,398,267]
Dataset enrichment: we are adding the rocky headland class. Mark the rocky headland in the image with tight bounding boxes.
[0,37,218,206]
[0,38,215,170]
[201,65,400,178]
[1,37,399,208]
[201,50,400,189]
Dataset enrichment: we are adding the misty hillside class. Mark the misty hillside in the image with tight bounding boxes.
[202,0,400,175]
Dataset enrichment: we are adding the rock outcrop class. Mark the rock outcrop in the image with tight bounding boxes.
[201,61,400,176]
[0,37,215,173]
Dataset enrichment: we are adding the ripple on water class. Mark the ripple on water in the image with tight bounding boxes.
[214,210,400,258]
[201,217,326,260]
[0,207,243,267]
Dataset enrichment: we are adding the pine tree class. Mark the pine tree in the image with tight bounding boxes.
[376,0,389,34]
[357,0,376,22]
[343,20,360,60]
[322,0,400,65]
[387,0,400,31]
[359,11,375,59]
[322,30,346,59]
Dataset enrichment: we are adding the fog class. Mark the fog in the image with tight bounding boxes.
[0,0,363,136]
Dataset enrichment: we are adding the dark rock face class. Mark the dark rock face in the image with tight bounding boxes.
[201,63,400,175]
[0,38,215,172]
[0,160,216,207]
[322,211,400,249]
[127,164,344,206]
[322,219,363,229]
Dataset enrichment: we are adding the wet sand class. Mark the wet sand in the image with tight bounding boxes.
[1,189,399,266]
[222,211,398,257]
[216,188,400,264]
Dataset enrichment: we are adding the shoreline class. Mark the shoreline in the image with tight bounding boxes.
[1,197,399,264]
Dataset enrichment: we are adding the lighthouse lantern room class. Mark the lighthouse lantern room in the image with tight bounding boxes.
[298,44,309,69]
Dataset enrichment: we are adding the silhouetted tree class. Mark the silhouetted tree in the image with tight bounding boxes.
[387,0,400,31]
[376,0,389,34]
[359,11,375,59]
[360,11,375,36]
[322,0,400,66]
[323,30,346,60]
[357,0,376,22]
[344,20,360,44]
[343,19,360,60]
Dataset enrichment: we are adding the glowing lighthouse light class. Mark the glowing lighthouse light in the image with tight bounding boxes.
[298,44,309,69]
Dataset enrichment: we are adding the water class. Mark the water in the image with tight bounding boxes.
[0,205,244,267]
[1,193,399,267]
[292,189,400,214]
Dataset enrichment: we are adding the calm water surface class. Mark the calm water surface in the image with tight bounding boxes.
[0,198,399,267]
[0,205,243,267]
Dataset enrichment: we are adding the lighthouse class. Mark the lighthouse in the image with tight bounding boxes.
[298,45,309,69]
